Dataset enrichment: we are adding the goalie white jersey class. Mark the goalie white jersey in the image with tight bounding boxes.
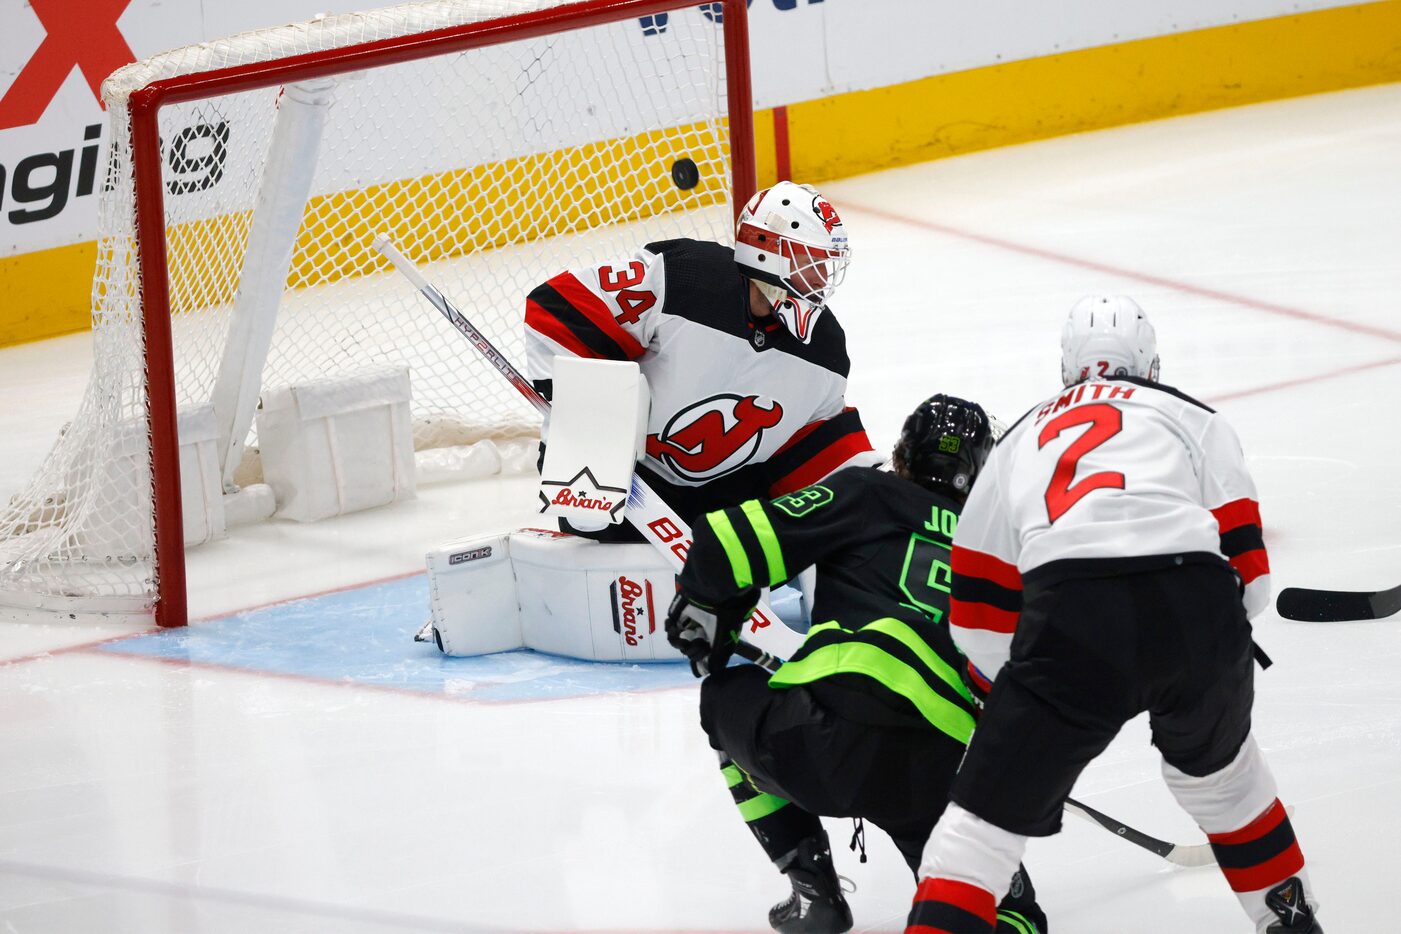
[524,238,876,500]
[949,377,1270,678]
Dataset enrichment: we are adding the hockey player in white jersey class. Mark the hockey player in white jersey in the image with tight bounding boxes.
[525,180,879,539]
[907,297,1323,934]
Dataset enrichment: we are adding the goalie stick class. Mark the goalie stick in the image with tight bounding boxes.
[372,235,803,662]
[731,639,1222,869]
[1276,584,1401,622]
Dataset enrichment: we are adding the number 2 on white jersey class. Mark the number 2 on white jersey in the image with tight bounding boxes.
[1037,403,1125,523]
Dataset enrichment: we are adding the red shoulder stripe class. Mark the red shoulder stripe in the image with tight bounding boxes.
[548,271,646,360]
[1212,498,1262,534]
[951,547,1022,592]
[525,298,602,360]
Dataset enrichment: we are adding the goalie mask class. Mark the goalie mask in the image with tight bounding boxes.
[892,394,996,496]
[735,181,851,342]
[1060,295,1161,386]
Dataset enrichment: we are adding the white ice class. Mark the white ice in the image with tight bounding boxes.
[2,83,1399,932]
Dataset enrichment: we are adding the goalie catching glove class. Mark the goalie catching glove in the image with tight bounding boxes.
[664,587,758,677]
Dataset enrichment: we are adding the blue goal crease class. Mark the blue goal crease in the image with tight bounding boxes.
[99,574,694,702]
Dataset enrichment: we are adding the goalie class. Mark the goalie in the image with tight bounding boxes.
[419,182,880,661]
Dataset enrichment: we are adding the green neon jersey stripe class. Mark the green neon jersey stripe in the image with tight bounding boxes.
[741,500,787,585]
[707,511,752,590]
[721,764,743,788]
[737,792,790,822]
[770,642,976,744]
[864,618,974,705]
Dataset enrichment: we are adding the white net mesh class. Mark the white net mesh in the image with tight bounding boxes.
[0,0,737,617]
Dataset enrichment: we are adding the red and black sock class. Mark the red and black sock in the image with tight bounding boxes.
[1208,799,1305,893]
[907,877,997,934]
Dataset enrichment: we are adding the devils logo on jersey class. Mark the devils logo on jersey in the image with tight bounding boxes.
[646,394,784,481]
[812,196,842,233]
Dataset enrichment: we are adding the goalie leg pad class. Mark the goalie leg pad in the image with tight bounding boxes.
[510,531,674,662]
[425,532,523,656]
[425,529,677,662]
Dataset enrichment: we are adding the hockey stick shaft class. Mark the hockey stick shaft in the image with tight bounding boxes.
[1276,584,1401,622]
[374,236,802,661]
[374,235,547,417]
[733,638,1218,869]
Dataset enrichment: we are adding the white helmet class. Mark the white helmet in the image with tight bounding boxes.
[1060,295,1161,386]
[735,181,851,340]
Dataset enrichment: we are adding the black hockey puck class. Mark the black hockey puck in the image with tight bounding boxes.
[671,157,700,190]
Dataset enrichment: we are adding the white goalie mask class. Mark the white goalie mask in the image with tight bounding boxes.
[1060,295,1161,386]
[735,181,851,342]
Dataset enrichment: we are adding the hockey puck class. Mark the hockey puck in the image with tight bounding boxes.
[671,157,700,190]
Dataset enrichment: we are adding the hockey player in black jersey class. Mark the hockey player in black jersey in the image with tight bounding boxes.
[908,297,1322,934]
[665,396,1047,934]
[524,180,879,539]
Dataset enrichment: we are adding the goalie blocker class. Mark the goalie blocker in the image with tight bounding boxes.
[538,357,648,527]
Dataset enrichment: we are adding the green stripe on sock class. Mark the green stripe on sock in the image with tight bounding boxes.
[721,764,743,788]
[737,792,789,822]
[996,909,1038,934]
[741,500,787,585]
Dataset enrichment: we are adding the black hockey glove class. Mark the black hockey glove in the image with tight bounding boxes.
[664,588,757,677]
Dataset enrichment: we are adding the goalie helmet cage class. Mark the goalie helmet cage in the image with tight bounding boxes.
[0,0,756,629]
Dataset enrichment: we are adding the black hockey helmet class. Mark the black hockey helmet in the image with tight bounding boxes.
[892,394,996,496]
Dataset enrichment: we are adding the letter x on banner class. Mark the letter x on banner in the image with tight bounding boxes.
[0,0,136,130]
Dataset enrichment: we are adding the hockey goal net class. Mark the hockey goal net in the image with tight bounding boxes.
[0,0,754,627]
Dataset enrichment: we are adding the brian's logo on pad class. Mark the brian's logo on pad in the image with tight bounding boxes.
[549,489,616,512]
[538,466,628,522]
[610,576,656,647]
[646,394,783,481]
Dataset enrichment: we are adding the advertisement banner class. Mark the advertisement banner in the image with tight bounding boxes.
[0,0,1373,260]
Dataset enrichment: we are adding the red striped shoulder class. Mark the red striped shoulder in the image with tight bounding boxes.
[525,297,602,359]
[547,271,646,359]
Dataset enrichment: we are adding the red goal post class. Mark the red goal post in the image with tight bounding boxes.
[0,0,756,629]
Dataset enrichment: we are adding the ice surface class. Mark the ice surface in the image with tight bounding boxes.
[1,84,1398,931]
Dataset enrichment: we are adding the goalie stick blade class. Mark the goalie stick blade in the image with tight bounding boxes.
[1276,584,1401,622]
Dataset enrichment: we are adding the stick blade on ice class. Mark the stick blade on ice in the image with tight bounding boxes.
[1276,585,1401,622]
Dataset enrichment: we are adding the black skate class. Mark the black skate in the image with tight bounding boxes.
[769,833,853,934]
[1264,877,1322,933]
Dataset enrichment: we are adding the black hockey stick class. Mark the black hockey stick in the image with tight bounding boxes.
[731,641,1219,868]
[1061,798,1216,868]
[1276,584,1401,622]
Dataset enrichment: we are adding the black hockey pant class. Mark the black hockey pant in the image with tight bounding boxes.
[952,558,1256,837]
[700,665,1047,932]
